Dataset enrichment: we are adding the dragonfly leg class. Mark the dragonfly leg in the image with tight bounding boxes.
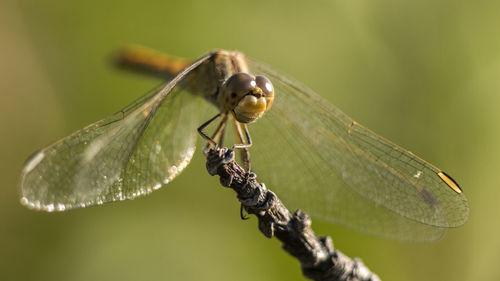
[198,113,222,149]
[203,113,228,154]
[240,203,249,220]
[233,119,252,172]
[218,125,227,148]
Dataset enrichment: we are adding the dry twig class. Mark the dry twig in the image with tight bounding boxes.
[205,147,380,281]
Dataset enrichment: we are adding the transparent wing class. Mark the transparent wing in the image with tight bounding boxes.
[247,59,469,241]
[20,54,212,211]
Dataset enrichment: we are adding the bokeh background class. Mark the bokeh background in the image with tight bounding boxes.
[1,0,499,280]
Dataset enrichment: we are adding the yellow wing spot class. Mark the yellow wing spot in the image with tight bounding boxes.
[438,171,462,194]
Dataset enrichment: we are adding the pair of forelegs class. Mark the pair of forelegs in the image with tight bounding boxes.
[197,112,252,171]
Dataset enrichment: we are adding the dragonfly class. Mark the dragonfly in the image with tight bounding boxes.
[19,45,469,241]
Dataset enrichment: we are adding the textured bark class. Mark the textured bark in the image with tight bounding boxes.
[205,148,380,281]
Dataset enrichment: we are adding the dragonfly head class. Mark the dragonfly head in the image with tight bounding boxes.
[220,72,274,123]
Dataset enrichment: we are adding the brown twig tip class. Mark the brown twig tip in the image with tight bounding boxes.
[205,147,381,281]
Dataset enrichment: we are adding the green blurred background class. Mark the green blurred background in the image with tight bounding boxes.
[1,0,499,280]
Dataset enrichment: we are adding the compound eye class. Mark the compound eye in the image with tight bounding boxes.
[255,75,273,96]
[225,73,256,94]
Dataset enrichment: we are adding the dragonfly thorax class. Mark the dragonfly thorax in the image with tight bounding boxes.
[218,72,274,123]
